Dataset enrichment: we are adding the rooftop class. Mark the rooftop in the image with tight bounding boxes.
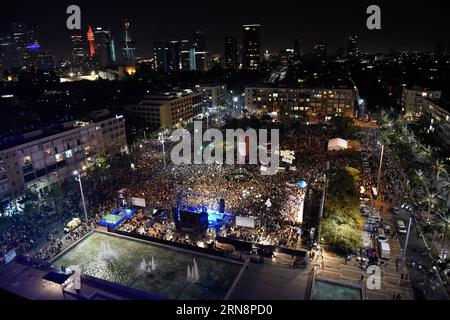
[0,110,123,152]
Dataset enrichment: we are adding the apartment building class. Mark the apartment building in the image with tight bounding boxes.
[421,99,450,152]
[245,86,356,121]
[401,88,442,122]
[0,113,128,205]
[195,84,228,109]
[126,90,203,128]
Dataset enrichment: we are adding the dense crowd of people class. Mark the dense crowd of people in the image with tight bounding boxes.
[1,122,368,264]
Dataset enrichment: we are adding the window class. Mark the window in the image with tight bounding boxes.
[55,153,64,162]
[65,150,73,158]
[24,156,31,165]
[45,148,52,157]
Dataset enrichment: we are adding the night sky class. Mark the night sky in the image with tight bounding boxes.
[1,0,449,59]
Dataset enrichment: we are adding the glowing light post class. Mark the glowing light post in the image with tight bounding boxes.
[73,170,88,222]
[376,142,385,196]
[399,216,413,280]
[159,132,167,168]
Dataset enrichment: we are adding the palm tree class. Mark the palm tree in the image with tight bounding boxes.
[413,169,429,189]
[417,145,434,164]
[433,208,450,250]
[432,159,448,189]
[419,189,443,224]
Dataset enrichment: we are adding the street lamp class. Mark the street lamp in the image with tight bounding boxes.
[376,142,385,195]
[159,132,167,168]
[73,170,88,222]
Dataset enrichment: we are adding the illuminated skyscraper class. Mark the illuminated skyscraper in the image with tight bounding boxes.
[193,31,207,71]
[347,35,358,57]
[225,36,237,69]
[12,22,39,69]
[242,24,261,71]
[122,19,136,65]
[87,25,96,58]
[71,34,85,66]
[94,27,115,67]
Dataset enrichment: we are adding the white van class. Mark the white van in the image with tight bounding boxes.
[377,228,389,243]
[379,242,390,260]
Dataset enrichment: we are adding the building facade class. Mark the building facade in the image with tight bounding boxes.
[401,88,442,122]
[0,114,128,205]
[243,24,261,71]
[421,100,450,152]
[195,84,228,109]
[225,36,238,69]
[126,90,203,128]
[245,86,356,121]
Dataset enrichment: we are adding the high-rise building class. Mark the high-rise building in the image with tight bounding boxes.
[313,42,327,58]
[279,49,294,68]
[167,41,181,73]
[87,25,96,58]
[94,27,115,67]
[193,31,206,52]
[192,31,207,72]
[153,41,168,73]
[242,24,261,71]
[224,36,237,69]
[39,51,55,71]
[294,39,302,57]
[0,33,17,69]
[347,35,358,57]
[12,22,39,69]
[179,40,191,71]
[121,20,136,65]
[71,34,85,67]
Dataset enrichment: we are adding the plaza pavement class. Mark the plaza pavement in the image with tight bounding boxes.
[313,127,413,300]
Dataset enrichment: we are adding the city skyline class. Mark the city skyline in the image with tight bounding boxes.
[1,0,449,61]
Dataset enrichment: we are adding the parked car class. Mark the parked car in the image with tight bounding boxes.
[377,228,389,243]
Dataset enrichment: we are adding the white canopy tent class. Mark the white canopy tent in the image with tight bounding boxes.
[328,138,349,151]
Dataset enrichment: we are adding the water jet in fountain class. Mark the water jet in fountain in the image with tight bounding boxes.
[99,241,117,262]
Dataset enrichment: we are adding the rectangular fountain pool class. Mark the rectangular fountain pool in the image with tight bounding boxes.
[53,232,243,300]
[311,279,363,300]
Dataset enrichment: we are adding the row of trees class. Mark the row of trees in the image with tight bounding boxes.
[379,112,450,250]
[321,167,364,253]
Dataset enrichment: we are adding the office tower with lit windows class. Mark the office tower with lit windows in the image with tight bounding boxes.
[242,24,261,71]
[225,36,237,69]
[347,35,358,57]
[0,33,17,69]
[179,40,191,71]
[94,27,115,68]
[12,22,40,69]
[71,34,85,64]
[153,41,168,73]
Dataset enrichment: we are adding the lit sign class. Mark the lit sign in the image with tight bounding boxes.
[26,43,41,51]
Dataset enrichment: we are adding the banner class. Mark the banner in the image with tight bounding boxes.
[132,197,146,208]
[235,216,256,228]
